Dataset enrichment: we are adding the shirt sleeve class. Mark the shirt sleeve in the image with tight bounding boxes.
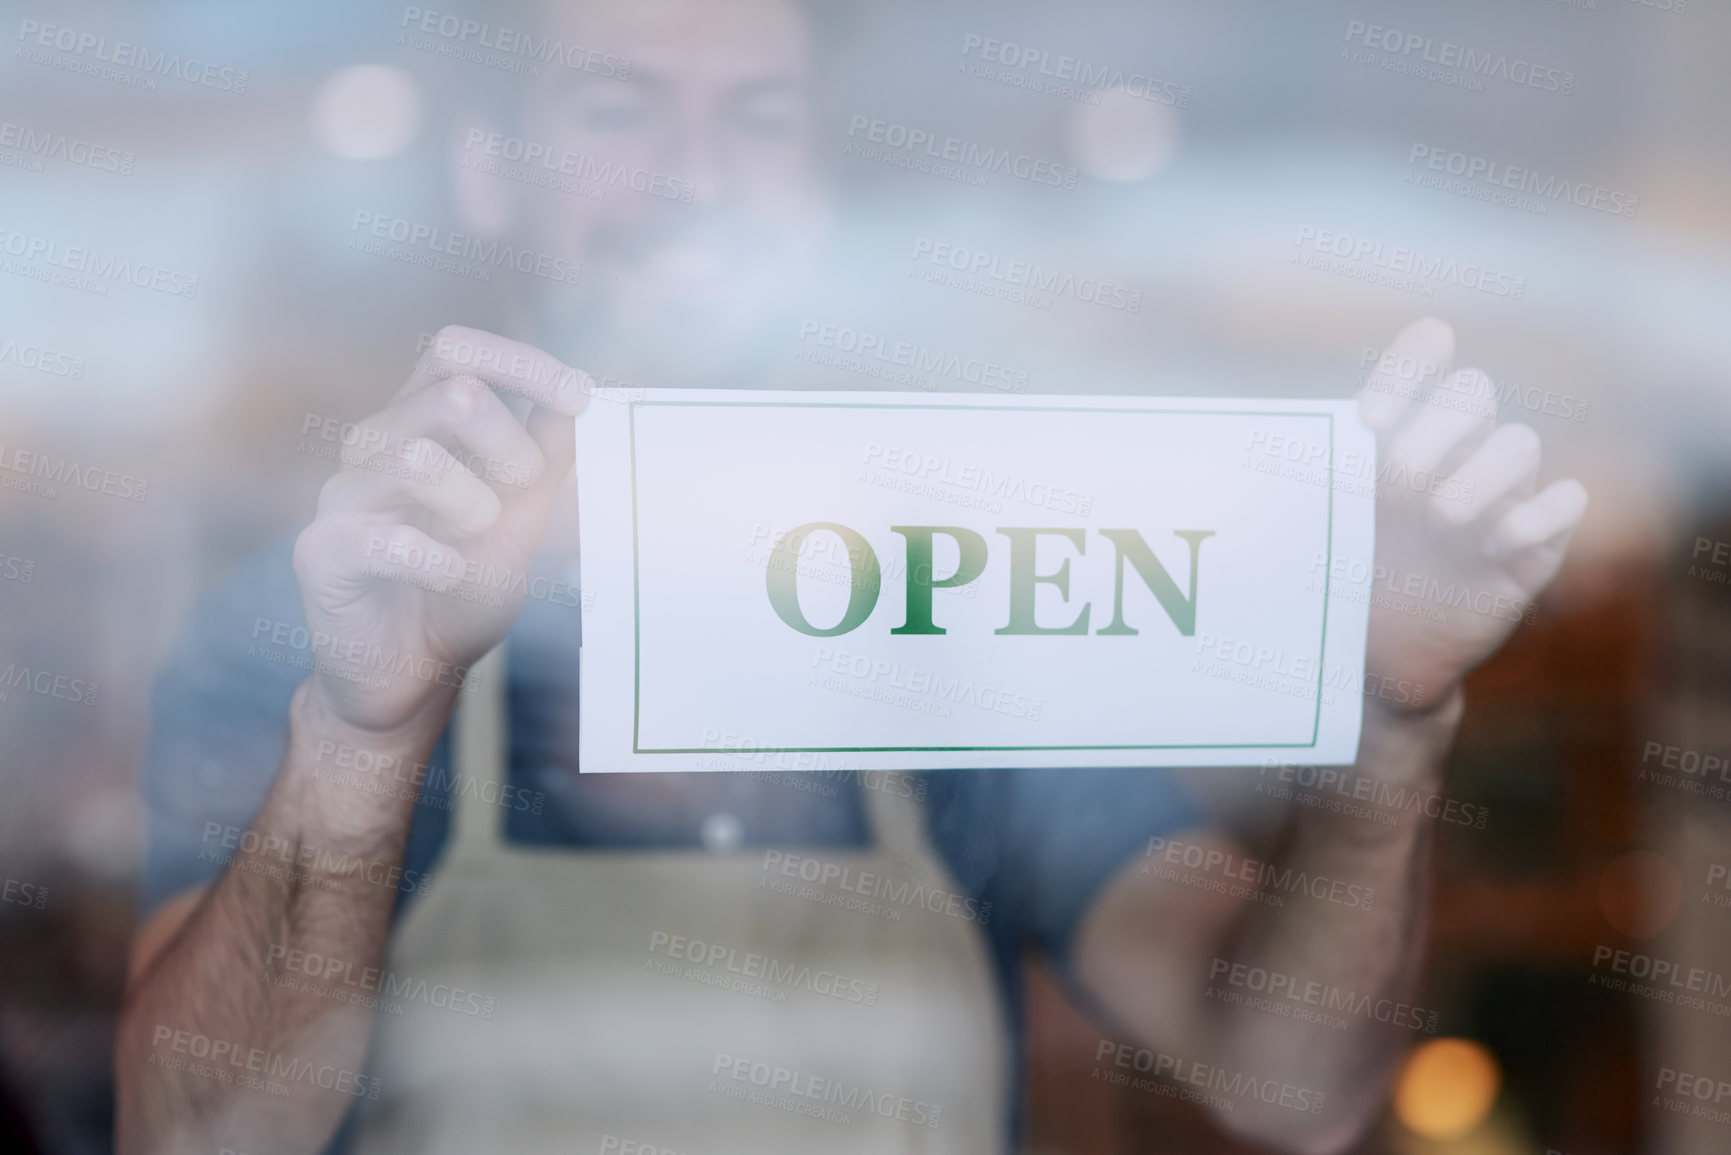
[136,534,318,917]
[925,766,1208,967]
[1009,767,1207,962]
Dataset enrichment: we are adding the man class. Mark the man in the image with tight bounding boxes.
[115,1,1588,1152]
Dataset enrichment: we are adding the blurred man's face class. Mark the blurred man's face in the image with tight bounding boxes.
[511,0,828,381]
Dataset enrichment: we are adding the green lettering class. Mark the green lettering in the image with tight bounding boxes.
[1096,530,1213,636]
[994,528,1089,635]
[766,522,881,636]
[890,526,987,635]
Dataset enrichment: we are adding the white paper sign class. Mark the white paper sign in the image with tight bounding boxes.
[576,391,1375,773]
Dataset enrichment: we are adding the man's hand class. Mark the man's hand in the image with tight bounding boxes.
[1358,316,1587,715]
[116,329,591,1155]
[291,326,589,736]
[1074,318,1590,1155]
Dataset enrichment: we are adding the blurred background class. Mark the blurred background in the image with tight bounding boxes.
[1,0,1728,1151]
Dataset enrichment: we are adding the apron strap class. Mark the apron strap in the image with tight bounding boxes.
[855,772,932,868]
[448,642,509,863]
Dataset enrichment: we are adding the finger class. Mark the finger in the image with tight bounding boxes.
[1431,422,1540,529]
[525,404,575,495]
[295,520,472,598]
[399,325,593,415]
[354,375,547,494]
[1384,369,1497,496]
[1484,479,1589,591]
[494,403,576,539]
[355,524,476,596]
[317,438,502,537]
[1356,316,1455,433]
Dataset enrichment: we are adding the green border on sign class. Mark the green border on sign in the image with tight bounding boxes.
[629,401,1336,755]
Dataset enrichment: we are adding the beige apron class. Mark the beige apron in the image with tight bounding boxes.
[353,647,1008,1154]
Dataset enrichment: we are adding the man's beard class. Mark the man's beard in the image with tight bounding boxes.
[532,208,819,390]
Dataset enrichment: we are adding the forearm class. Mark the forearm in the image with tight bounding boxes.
[116,679,456,1155]
[1212,692,1463,1152]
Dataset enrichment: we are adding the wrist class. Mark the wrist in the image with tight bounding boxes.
[1362,684,1465,753]
[1308,687,1465,835]
[292,678,458,758]
[279,680,454,856]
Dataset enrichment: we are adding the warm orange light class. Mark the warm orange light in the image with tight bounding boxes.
[1392,1037,1502,1140]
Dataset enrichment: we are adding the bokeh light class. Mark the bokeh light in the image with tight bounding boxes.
[1394,1038,1503,1141]
[1066,86,1181,183]
[309,64,422,160]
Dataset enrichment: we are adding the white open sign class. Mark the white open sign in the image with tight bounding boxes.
[576,391,1375,772]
